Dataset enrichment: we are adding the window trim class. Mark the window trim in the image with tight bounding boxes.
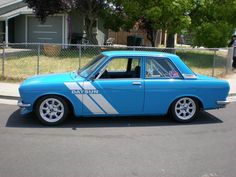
[93,56,143,80]
[144,57,183,80]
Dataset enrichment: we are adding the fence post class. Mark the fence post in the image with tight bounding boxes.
[37,44,40,75]
[79,45,81,69]
[212,50,216,77]
[2,42,6,78]
[226,47,233,74]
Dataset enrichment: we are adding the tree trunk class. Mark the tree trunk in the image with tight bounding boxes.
[85,17,98,45]
[146,29,156,47]
[154,30,161,47]
[166,32,176,53]
[67,12,72,44]
[166,33,175,48]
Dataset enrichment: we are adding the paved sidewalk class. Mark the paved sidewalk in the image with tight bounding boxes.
[0,83,19,98]
[223,73,236,95]
[0,74,235,99]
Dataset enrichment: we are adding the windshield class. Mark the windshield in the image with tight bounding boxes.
[78,54,106,78]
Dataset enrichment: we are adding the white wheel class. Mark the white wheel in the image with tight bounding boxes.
[35,96,69,125]
[171,97,199,122]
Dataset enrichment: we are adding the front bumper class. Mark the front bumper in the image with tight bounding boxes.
[17,100,31,108]
[216,100,230,108]
[17,99,32,115]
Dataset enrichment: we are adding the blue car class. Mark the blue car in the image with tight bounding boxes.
[18,51,230,125]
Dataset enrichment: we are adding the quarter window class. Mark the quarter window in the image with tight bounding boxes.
[145,57,181,79]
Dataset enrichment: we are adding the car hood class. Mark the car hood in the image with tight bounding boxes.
[19,72,84,91]
[22,72,72,84]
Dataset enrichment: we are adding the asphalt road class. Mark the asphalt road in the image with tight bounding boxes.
[0,102,236,177]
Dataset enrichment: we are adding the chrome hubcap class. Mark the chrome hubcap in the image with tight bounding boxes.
[39,98,64,123]
[175,98,196,120]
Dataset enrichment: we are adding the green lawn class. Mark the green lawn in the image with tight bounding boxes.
[176,50,227,77]
[0,48,227,82]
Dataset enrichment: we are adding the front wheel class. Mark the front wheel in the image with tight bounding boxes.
[171,97,199,123]
[35,95,69,125]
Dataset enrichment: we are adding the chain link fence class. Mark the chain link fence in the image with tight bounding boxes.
[0,43,234,81]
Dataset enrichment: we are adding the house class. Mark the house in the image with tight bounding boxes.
[0,0,108,45]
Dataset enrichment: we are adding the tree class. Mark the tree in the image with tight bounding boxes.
[120,0,236,48]
[24,0,121,45]
[24,0,236,48]
[189,0,236,47]
[119,0,194,47]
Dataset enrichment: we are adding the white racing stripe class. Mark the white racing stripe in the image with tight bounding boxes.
[90,94,118,114]
[65,82,105,114]
[65,82,82,90]
[82,94,105,114]
[79,81,119,114]
[82,81,97,90]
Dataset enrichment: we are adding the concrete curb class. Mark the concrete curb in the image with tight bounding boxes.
[0,95,20,100]
[229,93,236,96]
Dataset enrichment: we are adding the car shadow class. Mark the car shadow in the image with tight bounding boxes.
[5,109,223,129]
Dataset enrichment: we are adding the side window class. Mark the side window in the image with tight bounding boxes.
[106,58,128,72]
[131,58,140,71]
[98,57,141,79]
[145,57,181,79]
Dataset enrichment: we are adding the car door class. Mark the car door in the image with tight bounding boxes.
[144,57,183,115]
[82,57,145,116]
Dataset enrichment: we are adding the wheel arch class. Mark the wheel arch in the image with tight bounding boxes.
[168,95,204,113]
[33,93,75,115]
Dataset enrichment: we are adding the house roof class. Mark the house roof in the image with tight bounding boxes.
[0,0,23,8]
[0,6,32,20]
[0,0,32,21]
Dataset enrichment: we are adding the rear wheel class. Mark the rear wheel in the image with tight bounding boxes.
[35,95,69,125]
[171,97,199,123]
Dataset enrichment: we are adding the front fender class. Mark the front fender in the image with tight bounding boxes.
[20,91,82,117]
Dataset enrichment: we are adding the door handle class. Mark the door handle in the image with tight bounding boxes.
[132,81,141,85]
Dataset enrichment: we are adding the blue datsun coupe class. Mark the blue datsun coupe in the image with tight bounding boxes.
[18,51,230,125]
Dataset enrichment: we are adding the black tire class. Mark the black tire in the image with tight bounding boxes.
[35,95,69,125]
[170,97,199,123]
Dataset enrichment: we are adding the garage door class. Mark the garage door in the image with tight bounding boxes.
[27,16,63,43]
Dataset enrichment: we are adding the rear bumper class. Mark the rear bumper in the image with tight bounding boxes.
[216,100,230,108]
